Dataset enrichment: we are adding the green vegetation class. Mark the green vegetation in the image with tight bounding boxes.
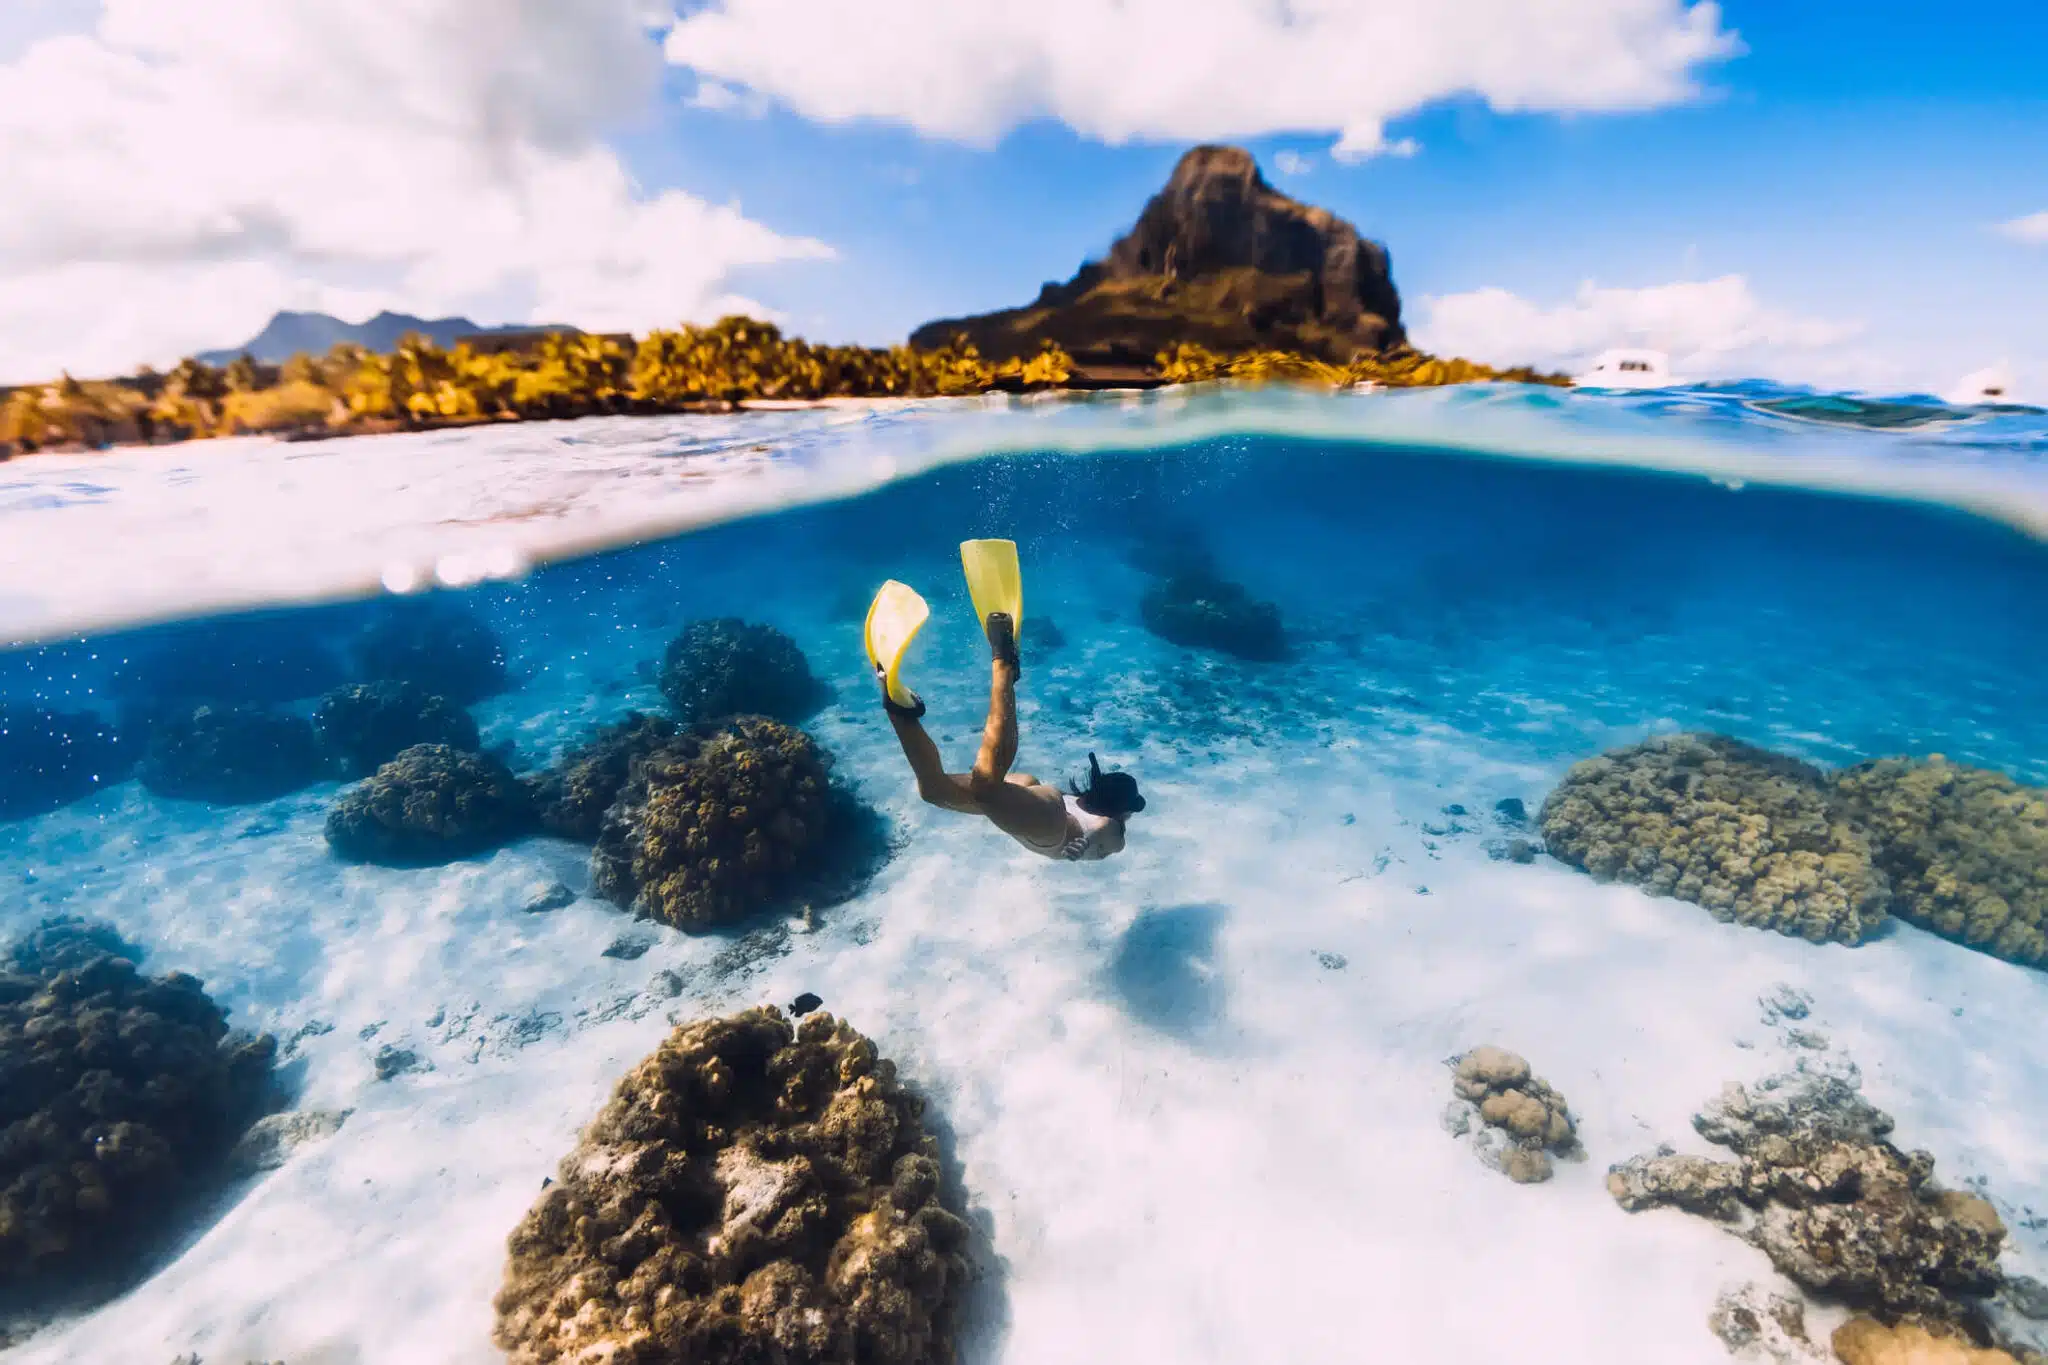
[0,316,1564,456]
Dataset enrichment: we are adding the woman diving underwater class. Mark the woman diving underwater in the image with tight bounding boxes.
[866,539,1145,862]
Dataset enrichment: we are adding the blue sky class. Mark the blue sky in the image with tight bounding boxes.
[625,1,2048,392]
[2,1,2043,395]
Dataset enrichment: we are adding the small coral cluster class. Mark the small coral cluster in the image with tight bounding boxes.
[532,623,885,932]
[1538,733,2048,968]
[1538,733,1892,945]
[311,608,519,863]
[137,704,325,805]
[0,917,276,1290]
[1441,1046,1578,1184]
[314,680,480,778]
[590,717,880,932]
[493,1007,970,1365]
[1138,571,1288,661]
[0,703,128,821]
[528,712,681,842]
[1608,1069,2010,1341]
[1831,757,2048,969]
[325,744,533,865]
[658,619,828,725]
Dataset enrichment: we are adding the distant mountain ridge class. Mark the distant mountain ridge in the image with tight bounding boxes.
[197,310,578,365]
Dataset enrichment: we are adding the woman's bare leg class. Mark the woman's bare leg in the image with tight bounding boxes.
[967,639,1068,848]
[969,653,1020,792]
[888,710,978,813]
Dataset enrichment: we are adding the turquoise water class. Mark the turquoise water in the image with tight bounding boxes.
[2,384,2047,1363]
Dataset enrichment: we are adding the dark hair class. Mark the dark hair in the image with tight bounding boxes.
[1072,752,1145,819]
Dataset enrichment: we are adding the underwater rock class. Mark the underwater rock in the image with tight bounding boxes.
[1760,984,1814,1026]
[529,712,684,842]
[314,680,479,778]
[0,916,277,1291]
[1608,1069,2008,1336]
[520,881,577,915]
[0,703,129,820]
[1833,1318,2022,1365]
[324,744,534,865]
[137,704,324,805]
[493,1007,971,1365]
[590,717,888,933]
[1830,757,2048,969]
[657,618,829,725]
[227,1108,349,1176]
[2006,1277,2048,1321]
[1708,1282,1828,1364]
[1494,797,1530,828]
[1538,733,1892,945]
[1443,1045,1578,1184]
[1485,836,1539,864]
[352,602,508,704]
[1139,571,1287,661]
[372,1045,423,1081]
[5,916,143,975]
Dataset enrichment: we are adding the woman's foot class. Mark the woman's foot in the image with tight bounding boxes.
[986,612,1021,674]
[877,665,925,719]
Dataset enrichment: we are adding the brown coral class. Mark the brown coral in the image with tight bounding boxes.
[1538,732,1891,945]
[1830,757,2048,969]
[658,619,828,725]
[313,680,479,778]
[1443,1045,1577,1184]
[529,712,683,842]
[492,1007,971,1365]
[324,743,534,865]
[0,917,277,1290]
[1833,1318,2022,1365]
[590,717,886,933]
[1608,1071,2008,1337]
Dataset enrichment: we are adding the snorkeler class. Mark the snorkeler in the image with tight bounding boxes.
[866,539,1145,862]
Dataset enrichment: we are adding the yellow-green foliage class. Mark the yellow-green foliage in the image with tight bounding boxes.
[220,380,339,434]
[1155,342,1227,384]
[1831,757,2048,968]
[1,376,152,449]
[1225,349,1347,386]
[998,340,1075,389]
[4,314,1564,457]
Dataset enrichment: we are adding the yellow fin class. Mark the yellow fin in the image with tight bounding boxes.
[959,538,1022,632]
[864,580,928,710]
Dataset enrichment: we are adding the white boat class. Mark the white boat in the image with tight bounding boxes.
[1940,363,2016,408]
[1571,348,1676,390]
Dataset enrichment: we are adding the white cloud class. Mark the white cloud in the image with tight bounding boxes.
[1273,151,1314,177]
[1413,275,1865,382]
[664,0,1738,158]
[1332,129,1420,163]
[0,1,831,383]
[1995,211,2048,245]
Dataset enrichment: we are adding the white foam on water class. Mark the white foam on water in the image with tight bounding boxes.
[2,607,2044,1365]
[4,385,2046,645]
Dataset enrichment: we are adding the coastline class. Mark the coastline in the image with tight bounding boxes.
[0,338,1555,465]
